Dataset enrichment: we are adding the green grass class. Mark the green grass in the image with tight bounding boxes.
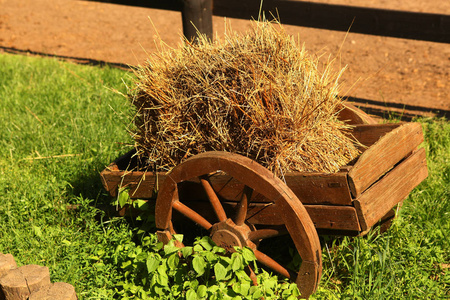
[0,53,135,298]
[0,53,448,299]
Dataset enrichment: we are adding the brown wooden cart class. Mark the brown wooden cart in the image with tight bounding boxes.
[100,104,428,298]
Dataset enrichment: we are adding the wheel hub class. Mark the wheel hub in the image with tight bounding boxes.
[210,219,252,252]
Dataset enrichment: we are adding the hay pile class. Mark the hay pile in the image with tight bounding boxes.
[130,21,360,176]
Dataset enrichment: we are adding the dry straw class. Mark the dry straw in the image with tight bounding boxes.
[129,20,360,176]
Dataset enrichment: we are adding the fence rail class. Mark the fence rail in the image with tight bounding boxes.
[85,0,450,43]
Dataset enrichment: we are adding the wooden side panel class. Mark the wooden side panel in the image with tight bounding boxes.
[351,123,402,149]
[188,171,353,206]
[242,203,360,231]
[338,103,378,125]
[100,169,165,198]
[305,205,361,231]
[354,148,428,231]
[349,122,424,197]
[101,167,352,205]
[284,172,353,205]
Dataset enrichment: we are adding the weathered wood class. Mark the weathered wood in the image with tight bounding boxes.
[188,171,353,205]
[338,103,378,125]
[28,282,77,300]
[285,172,353,205]
[351,123,402,149]
[0,254,17,279]
[0,265,50,300]
[354,148,428,231]
[100,169,166,198]
[103,161,353,206]
[176,198,360,231]
[304,205,361,231]
[348,122,424,197]
[181,0,213,41]
[155,151,322,298]
[242,202,360,231]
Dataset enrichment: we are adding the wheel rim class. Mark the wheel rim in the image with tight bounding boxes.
[155,151,322,297]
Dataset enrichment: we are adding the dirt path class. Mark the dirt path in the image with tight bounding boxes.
[1,0,449,119]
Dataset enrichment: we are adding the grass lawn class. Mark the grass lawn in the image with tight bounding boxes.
[0,53,448,299]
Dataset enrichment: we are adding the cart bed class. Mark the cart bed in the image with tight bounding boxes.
[101,121,428,235]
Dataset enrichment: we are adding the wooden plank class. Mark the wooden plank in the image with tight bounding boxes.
[338,103,378,125]
[284,172,353,205]
[242,203,360,231]
[208,171,353,205]
[168,171,354,205]
[348,122,424,197]
[304,205,361,231]
[351,123,402,149]
[354,148,428,231]
[100,169,165,198]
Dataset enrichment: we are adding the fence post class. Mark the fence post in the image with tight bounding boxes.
[181,0,213,41]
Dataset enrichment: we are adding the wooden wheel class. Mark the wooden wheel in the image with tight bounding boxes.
[155,151,322,298]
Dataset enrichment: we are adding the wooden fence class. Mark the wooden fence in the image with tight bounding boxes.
[85,0,450,43]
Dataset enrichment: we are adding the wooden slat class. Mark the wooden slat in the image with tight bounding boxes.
[348,122,424,197]
[354,148,428,231]
[351,123,402,149]
[243,203,360,231]
[304,205,361,231]
[201,172,353,205]
[338,103,378,125]
[284,172,353,205]
[100,169,165,198]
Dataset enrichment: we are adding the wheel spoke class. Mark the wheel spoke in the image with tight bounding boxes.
[235,185,252,226]
[254,249,296,280]
[248,227,288,241]
[200,175,227,222]
[246,265,258,286]
[172,200,212,230]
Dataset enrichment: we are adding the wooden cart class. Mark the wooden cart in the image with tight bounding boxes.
[100,105,428,298]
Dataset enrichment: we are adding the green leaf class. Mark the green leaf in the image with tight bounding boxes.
[193,244,203,252]
[241,247,256,262]
[232,282,241,295]
[214,262,228,281]
[146,255,161,274]
[198,236,214,250]
[213,246,226,254]
[118,188,130,207]
[132,199,151,211]
[231,252,243,272]
[192,256,206,276]
[164,244,179,256]
[240,282,250,297]
[186,289,198,300]
[197,285,207,298]
[251,289,263,299]
[167,253,180,269]
[205,252,218,263]
[235,270,251,282]
[173,234,184,242]
[156,264,169,286]
[180,246,194,258]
